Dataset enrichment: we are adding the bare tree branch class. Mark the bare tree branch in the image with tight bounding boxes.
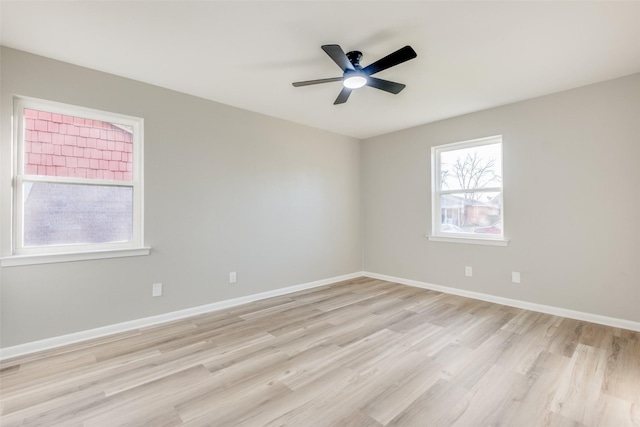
[444,152,501,200]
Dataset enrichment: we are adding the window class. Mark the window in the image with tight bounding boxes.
[6,97,146,264]
[430,135,505,245]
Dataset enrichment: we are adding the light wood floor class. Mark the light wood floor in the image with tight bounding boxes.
[1,277,639,426]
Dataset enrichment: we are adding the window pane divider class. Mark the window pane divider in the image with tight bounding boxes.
[19,175,136,188]
[436,187,502,195]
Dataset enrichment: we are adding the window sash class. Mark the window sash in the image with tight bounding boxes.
[433,190,503,238]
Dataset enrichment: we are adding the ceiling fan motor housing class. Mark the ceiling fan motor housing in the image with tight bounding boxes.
[346,51,363,69]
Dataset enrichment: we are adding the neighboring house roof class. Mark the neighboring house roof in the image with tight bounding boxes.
[24,108,133,181]
[440,192,501,209]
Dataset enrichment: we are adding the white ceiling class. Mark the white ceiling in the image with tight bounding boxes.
[1,1,639,139]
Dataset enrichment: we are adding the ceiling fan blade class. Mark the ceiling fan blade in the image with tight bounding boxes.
[322,45,355,72]
[366,77,406,94]
[362,45,417,76]
[292,77,343,87]
[334,87,352,104]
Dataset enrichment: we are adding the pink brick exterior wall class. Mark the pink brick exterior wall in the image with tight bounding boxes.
[24,108,133,181]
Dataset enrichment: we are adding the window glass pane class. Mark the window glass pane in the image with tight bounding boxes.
[440,143,502,191]
[23,182,133,247]
[440,192,502,234]
[23,108,133,181]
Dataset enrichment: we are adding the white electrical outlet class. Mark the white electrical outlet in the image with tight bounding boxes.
[512,272,521,283]
[152,283,162,297]
[465,266,473,277]
[229,272,237,284]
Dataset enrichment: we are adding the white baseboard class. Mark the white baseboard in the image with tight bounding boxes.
[5,270,637,360]
[363,271,640,332]
[0,271,365,360]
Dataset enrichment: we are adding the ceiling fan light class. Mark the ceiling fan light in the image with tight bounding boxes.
[343,75,367,89]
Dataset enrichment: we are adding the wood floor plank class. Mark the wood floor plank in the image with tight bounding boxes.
[449,363,531,427]
[264,349,426,426]
[334,410,384,427]
[216,365,355,427]
[388,378,472,426]
[1,277,638,426]
[603,334,640,403]
[82,365,211,427]
[503,351,573,427]
[361,353,443,425]
[550,343,609,423]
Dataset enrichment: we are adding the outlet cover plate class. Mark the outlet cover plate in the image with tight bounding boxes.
[152,283,162,297]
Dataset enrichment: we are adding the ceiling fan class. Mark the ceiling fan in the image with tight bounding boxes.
[292,44,417,105]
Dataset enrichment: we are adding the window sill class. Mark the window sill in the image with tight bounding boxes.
[0,247,151,267]
[427,235,509,246]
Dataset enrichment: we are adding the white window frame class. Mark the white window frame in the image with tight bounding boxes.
[1,96,148,266]
[429,135,507,246]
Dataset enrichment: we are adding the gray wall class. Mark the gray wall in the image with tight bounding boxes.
[362,73,640,323]
[2,47,638,350]
[0,47,362,347]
